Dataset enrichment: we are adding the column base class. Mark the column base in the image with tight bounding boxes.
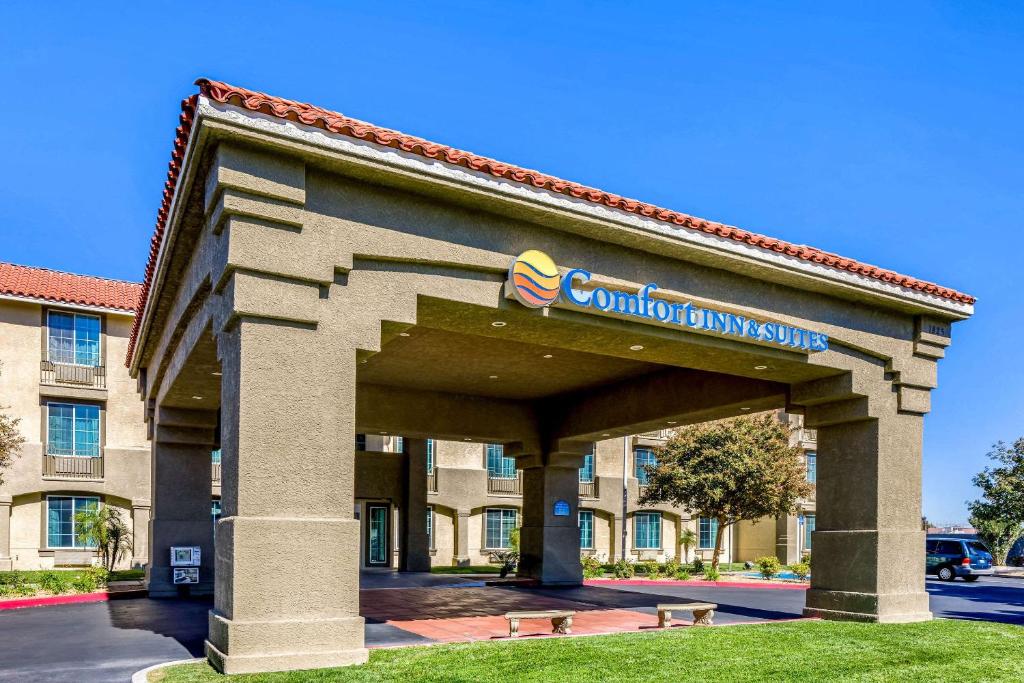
[803,588,932,623]
[205,611,367,674]
[518,525,583,587]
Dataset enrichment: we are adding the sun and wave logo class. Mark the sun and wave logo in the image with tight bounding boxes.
[508,250,560,308]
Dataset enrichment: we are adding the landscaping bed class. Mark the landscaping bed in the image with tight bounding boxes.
[149,619,1024,682]
[0,567,142,599]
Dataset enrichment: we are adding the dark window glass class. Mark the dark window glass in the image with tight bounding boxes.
[937,541,962,555]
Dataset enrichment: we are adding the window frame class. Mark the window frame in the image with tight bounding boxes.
[426,439,435,474]
[805,452,817,484]
[578,509,595,549]
[45,495,100,549]
[484,507,517,550]
[803,514,816,551]
[46,402,101,458]
[698,517,719,550]
[46,310,102,367]
[426,505,435,550]
[634,511,662,550]
[634,448,657,485]
[485,444,517,479]
[579,453,595,484]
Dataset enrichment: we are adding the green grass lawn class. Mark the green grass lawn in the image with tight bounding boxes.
[428,565,501,575]
[150,619,1024,682]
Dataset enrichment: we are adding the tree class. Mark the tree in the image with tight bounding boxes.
[75,506,133,571]
[679,528,697,563]
[968,438,1024,565]
[640,414,813,569]
[0,362,26,487]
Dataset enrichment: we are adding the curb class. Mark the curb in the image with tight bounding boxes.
[131,658,205,683]
[0,591,109,610]
[585,578,809,591]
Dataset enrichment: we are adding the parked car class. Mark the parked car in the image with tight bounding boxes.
[926,538,994,581]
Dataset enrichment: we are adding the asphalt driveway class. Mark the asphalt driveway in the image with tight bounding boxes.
[0,577,1019,683]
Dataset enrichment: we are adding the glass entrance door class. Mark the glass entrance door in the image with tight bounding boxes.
[367,505,388,566]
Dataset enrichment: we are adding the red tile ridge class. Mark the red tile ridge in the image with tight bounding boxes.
[0,262,141,312]
[127,78,975,366]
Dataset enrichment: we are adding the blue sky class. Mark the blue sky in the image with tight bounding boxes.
[1,3,1020,523]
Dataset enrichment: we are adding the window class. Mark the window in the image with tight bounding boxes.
[803,515,816,551]
[426,439,435,474]
[47,403,100,457]
[394,436,404,453]
[211,498,222,520]
[635,512,661,549]
[805,452,817,484]
[579,510,594,549]
[47,311,101,366]
[486,444,516,479]
[698,517,719,550]
[579,453,594,483]
[427,506,434,549]
[211,448,221,464]
[47,496,98,548]
[937,540,961,555]
[355,433,366,451]
[485,508,517,549]
[635,449,657,485]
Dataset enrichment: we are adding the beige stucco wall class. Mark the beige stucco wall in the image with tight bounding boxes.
[0,298,151,568]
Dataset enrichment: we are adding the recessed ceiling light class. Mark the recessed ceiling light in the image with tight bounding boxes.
[464,437,472,441]
[211,371,222,376]
[629,345,644,351]
[398,332,411,337]
[191,395,203,400]
[380,431,388,435]
[754,365,768,370]
[543,354,553,359]
[741,407,751,411]
[667,421,677,425]
[360,359,368,364]
[602,433,611,437]
[489,375,499,380]
[491,321,507,328]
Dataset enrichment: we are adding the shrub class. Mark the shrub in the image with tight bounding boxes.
[692,557,705,573]
[39,571,71,595]
[612,559,635,579]
[792,562,810,581]
[804,553,812,568]
[675,568,691,581]
[703,566,720,582]
[88,566,110,588]
[663,559,681,577]
[639,560,661,579]
[581,555,603,579]
[71,572,99,593]
[756,555,782,580]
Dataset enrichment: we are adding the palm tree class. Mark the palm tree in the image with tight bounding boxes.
[75,506,133,571]
[680,528,697,563]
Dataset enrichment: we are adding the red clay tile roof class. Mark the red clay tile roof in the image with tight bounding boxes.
[128,78,975,364]
[0,262,141,312]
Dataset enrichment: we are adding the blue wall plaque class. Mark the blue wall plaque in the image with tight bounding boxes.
[553,500,571,517]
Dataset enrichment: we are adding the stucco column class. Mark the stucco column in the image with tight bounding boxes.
[803,411,930,623]
[0,494,12,571]
[148,410,217,597]
[775,515,799,565]
[454,509,471,567]
[132,499,151,569]
[518,451,584,586]
[612,514,625,562]
[206,320,366,674]
[399,438,431,572]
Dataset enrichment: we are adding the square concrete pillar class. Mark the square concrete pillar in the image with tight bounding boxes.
[206,320,366,674]
[775,515,799,565]
[454,509,471,567]
[399,439,431,572]
[803,413,931,623]
[0,494,12,571]
[148,412,217,597]
[131,499,152,569]
[518,452,584,586]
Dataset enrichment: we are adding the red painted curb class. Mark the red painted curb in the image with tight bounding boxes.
[585,578,808,591]
[0,591,110,610]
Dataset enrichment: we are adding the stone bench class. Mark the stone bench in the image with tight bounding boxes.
[504,609,575,637]
[657,602,717,628]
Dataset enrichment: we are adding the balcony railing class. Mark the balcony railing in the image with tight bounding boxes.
[40,361,106,390]
[579,478,598,499]
[638,429,670,440]
[212,462,222,484]
[801,428,817,443]
[43,446,103,479]
[427,468,438,493]
[487,471,522,496]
